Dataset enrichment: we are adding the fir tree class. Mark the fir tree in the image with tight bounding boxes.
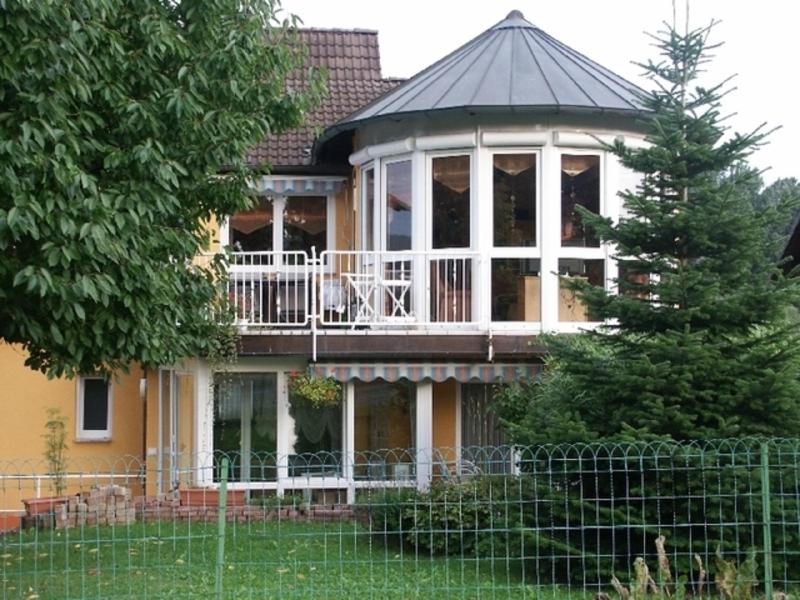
[500,21,800,442]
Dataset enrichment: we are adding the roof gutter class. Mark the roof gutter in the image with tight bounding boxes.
[311,104,651,163]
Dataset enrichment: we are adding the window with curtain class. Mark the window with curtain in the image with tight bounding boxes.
[229,198,273,251]
[288,392,343,477]
[213,373,278,482]
[493,154,536,247]
[283,196,327,253]
[432,155,471,248]
[561,154,600,247]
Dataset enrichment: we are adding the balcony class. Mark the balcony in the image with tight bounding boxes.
[222,250,480,331]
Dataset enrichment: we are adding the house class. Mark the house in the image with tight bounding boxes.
[0,11,647,512]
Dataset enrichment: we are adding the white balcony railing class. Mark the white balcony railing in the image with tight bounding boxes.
[227,251,310,327]
[219,250,480,330]
[319,250,478,327]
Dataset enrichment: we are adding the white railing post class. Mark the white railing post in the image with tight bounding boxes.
[311,247,318,362]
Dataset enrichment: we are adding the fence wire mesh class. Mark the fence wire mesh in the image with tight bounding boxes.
[0,438,797,599]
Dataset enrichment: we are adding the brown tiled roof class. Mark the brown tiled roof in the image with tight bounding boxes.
[248,29,402,169]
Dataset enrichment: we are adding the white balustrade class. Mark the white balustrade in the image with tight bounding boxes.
[201,250,480,330]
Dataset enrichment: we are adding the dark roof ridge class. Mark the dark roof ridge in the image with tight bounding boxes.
[297,27,379,35]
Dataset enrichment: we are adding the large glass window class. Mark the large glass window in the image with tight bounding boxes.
[558,259,604,321]
[432,155,470,248]
[491,258,541,322]
[288,391,343,477]
[283,196,327,253]
[561,154,600,247]
[362,167,375,252]
[493,154,536,247]
[229,198,273,251]
[386,160,412,251]
[354,380,415,479]
[213,373,278,482]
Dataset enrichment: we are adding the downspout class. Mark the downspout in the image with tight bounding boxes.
[311,246,318,363]
[140,366,148,480]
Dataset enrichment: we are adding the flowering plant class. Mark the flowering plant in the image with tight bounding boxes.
[287,371,342,408]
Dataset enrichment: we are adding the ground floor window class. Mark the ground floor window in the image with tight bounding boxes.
[460,383,511,473]
[288,390,343,477]
[354,379,415,479]
[77,376,111,440]
[213,373,278,482]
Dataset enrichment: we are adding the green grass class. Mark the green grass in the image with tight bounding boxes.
[0,521,572,600]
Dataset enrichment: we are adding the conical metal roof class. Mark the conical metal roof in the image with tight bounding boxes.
[316,10,645,149]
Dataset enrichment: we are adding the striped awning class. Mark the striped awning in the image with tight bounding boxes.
[311,363,541,384]
[252,176,346,196]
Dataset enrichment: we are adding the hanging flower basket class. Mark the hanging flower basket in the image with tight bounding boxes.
[287,372,342,409]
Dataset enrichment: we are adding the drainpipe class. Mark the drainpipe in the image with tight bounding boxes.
[487,328,494,362]
[140,367,148,463]
[311,246,318,363]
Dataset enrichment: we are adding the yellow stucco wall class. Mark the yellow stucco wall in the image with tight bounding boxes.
[433,380,458,463]
[0,343,145,510]
[336,175,356,252]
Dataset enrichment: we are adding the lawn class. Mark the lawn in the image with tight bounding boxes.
[0,521,562,599]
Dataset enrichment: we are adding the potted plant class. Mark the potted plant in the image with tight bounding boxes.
[287,371,342,408]
[24,408,71,517]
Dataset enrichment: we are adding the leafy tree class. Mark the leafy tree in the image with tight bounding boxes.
[0,0,323,376]
[498,21,800,442]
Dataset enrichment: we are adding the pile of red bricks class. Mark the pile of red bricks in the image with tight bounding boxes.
[55,485,135,529]
[24,488,354,531]
[134,495,354,524]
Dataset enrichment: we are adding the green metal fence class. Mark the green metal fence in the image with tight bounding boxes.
[0,438,797,599]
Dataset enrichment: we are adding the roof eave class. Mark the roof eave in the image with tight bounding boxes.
[312,104,652,163]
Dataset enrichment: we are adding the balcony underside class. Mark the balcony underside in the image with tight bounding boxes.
[238,332,546,360]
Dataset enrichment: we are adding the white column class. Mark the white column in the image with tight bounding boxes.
[411,150,428,321]
[275,370,291,497]
[474,135,493,328]
[272,195,286,254]
[539,139,560,332]
[415,381,433,491]
[194,360,213,486]
[344,381,356,504]
[604,154,622,293]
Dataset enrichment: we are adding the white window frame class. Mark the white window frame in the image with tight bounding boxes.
[426,150,474,251]
[488,149,543,328]
[380,154,414,252]
[558,149,606,253]
[556,149,609,327]
[76,375,112,441]
[224,193,336,258]
[201,358,348,493]
[278,194,337,259]
[360,163,376,252]
[489,149,541,253]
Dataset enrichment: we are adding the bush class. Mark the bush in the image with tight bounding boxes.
[363,440,799,587]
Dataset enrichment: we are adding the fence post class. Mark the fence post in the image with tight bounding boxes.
[215,457,229,600]
[760,440,773,600]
